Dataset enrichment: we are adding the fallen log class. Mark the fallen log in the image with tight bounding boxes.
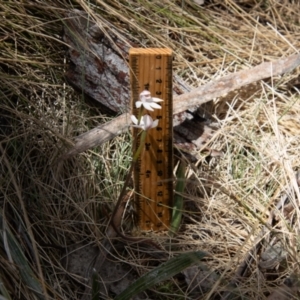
[62,10,300,159]
[62,9,216,158]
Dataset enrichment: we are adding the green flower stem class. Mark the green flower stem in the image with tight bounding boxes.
[133,130,147,162]
[109,128,147,233]
[137,106,144,123]
[169,159,186,236]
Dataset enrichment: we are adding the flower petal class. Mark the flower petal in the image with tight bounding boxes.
[142,102,154,111]
[149,103,162,110]
[140,90,151,98]
[151,119,159,128]
[142,115,152,129]
[151,97,163,103]
[131,115,138,125]
[135,101,142,108]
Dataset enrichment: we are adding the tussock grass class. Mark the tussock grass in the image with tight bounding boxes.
[1,0,300,299]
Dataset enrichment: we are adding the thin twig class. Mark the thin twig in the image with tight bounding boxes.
[63,53,300,158]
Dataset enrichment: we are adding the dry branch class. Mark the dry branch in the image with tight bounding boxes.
[66,113,131,157]
[173,54,300,114]
[64,53,300,158]
[62,10,300,158]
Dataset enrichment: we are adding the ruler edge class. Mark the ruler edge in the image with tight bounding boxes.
[129,48,173,231]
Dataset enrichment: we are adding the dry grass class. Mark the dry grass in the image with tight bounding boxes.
[1,0,300,299]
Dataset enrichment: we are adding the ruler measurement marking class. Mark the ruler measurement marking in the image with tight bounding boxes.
[129,48,173,231]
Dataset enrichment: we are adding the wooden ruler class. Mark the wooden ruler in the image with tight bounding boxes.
[129,48,173,231]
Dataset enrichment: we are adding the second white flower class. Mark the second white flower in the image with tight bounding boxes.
[131,114,159,131]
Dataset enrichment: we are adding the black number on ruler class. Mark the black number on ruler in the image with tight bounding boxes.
[156,55,162,59]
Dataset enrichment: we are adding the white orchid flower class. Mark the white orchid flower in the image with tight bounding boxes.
[131,114,159,131]
[135,90,163,111]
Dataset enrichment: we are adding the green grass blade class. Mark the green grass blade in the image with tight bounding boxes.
[0,274,12,300]
[170,160,186,236]
[115,251,207,300]
[0,213,44,299]
[91,269,101,300]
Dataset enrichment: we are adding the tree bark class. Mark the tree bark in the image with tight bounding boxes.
[62,10,300,159]
[63,9,214,158]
